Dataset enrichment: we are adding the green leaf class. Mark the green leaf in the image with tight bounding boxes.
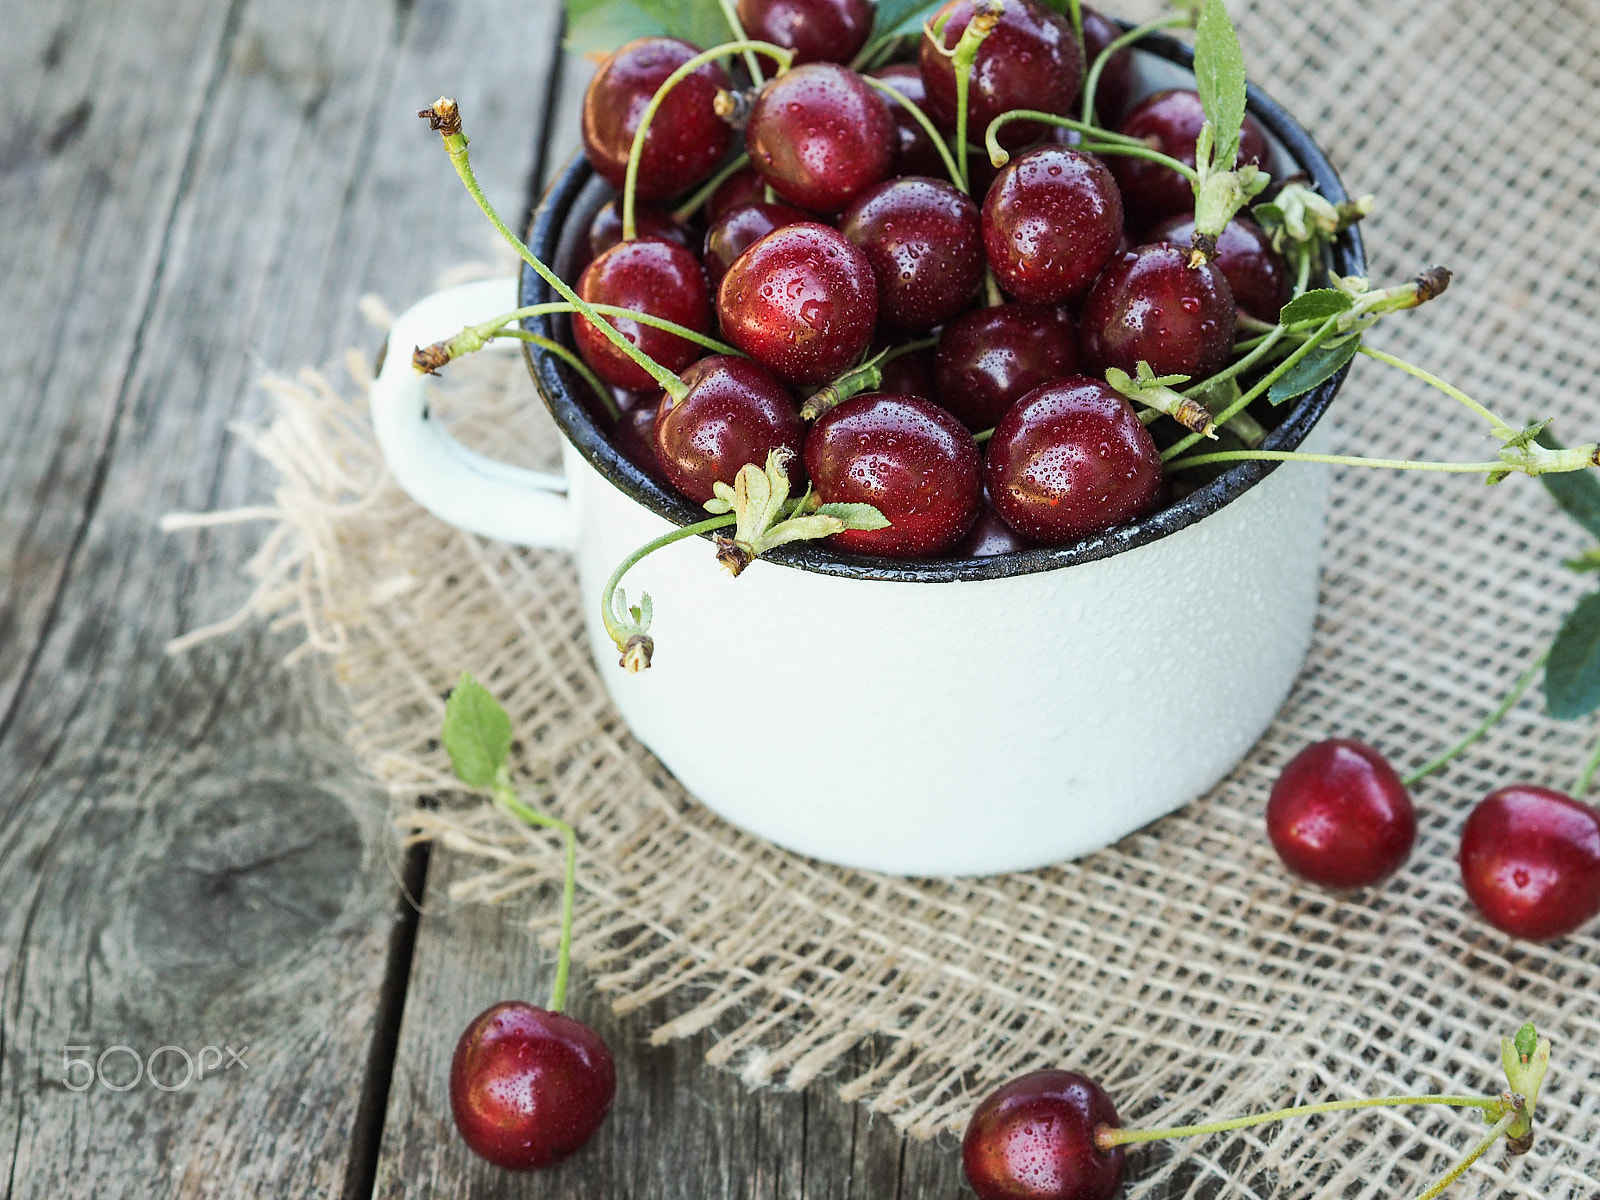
[1515,1023,1539,1061]
[1278,288,1353,327]
[815,502,891,530]
[1538,428,1600,541]
[442,672,513,787]
[1267,335,1361,405]
[563,0,732,56]
[1566,547,1600,574]
[877,0,946,38]
[1546,592,1600,719]
[1192,0,1247,168]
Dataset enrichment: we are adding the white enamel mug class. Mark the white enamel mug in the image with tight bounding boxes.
[370,38,1364,876]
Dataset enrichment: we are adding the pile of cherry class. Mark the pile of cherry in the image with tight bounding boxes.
[569,0,1288,558]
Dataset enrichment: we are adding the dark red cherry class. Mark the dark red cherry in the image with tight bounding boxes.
[654,355,804,503]
[707,164,768,222]
[839,176,985,332]
[703,200,810,288]
[982,147,1124,304]
[870,65,949,180]
[1146,213,1292,322]
[736,0,873,65]
[1079,243,1236,380]
[935,302,1081,432]
[919,0,1084,151]
[449,1001,615,1171]
[745,63,895,213]
[1459,785,1600,940]
[877,342,939,402]
[575,238,712,391]
[587,199,692,262]
[962,1070,1124,1200]
[611,394,671,485]
[1266,739,1417,889]
[984,377,1162,544]
[1080,6,1135,122]
[804,393,981,557]
[948,490,1036,557]
[717,222,878,385]
[581,37,733,201]
[1109,89,1272,227]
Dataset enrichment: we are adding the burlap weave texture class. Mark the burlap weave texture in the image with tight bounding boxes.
[194,1,1600,1194]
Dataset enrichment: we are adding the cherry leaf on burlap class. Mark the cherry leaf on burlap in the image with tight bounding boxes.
[442,672,513,788]
[1545,592,1600,719]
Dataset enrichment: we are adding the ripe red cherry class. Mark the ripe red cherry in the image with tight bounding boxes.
[984,377,1162,545]
[736,0,873,65]
[804,393,981,557]
[745,63,894,213]
[449,1001,616,1171]
[1078,243,1236,381]
[575,238,712,391]
[919,0,1084,151]
[1080,6,1135,122]
[707,164,768,222]
[949,490,1035,557]
[717,222,878,385]
[1266,739,1417,889]
[581,37,732,201]
[1146,213,1292,323]
[587,199,691,262]
[935,302,1081,432]
[654,356,804,503]
[1459,785,1600,940]
[962,1069,1125,1200]
[878,341,939,401]
[982,147,1125,304]
[702,200,810,288]
[612,397,671,485]
[1109,89,1272,227]
[840,176,985,331]
[871,65,948,179]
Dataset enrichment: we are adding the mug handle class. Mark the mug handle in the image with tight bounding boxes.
[369,277,575,550]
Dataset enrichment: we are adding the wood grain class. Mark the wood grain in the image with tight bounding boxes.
[0,0,558,1194]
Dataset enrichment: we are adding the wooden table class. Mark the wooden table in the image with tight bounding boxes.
[2,0,968,1194]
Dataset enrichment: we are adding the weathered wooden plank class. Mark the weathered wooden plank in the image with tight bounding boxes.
[0,0,561,1196]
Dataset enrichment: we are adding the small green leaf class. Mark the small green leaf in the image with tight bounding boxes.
[815,502,892,530]
[1192,0,1247,168]
[1515,1023,1539,1061]
[1565,547,1600,574]
[563,0,731,56]
[877,0,946,38]
[1537,428,1600,543]
[1267,335,1361,405]
[442,672,513,787]
[1545,592,1600,720]
[1278,288,1353,327]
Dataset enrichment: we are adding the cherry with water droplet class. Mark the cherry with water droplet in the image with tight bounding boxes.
[984,377,1162,544]
[1109,88,1272,227]
[707,164,769,222]
[1078,243,1236,381]
[1266,739,1417,888]
[1146,212,1292,322]
[717,221,878,384]
[981,147,1125,304]
[745,62,895,213]
[450,1001,616,1171]
[935,302,1081,432]
[948,488,1036,557]
[962,1069,1125,1200]
[581,37,733,201]
[703,200,810,288]
[588,198,692,262]
[654,355,805,503]
[575,237,713,391]
[877,340,939,402]
[839,175,986,331]
[804,393,981,557]
[1459,785,1600,940]
[736,0,873,66]
[871,64,949,180]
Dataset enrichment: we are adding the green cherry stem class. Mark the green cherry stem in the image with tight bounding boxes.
[984,112,1198,181]
[1164,449,1509,474]
[1081,13,1191,126]
[1410,1110,1518,1200]
[860,75,964,189]
[421,100,691,401]
[713,0,767,87]
[1573,727,1600,798]
[951,0,1002,193]
[599,514,736,661]
[1359,345,1515,434]
[1184,326,1287,397]
[1403,649,1550,788]
[1065,0,1083,48]
[1094,1093,1499,1152]
[494,331,619,421]
[672,152,752,223]
[622,40,795,241]
[489,765,579,1013]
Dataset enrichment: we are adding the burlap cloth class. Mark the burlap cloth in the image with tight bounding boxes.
[173,0,1600,1193]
